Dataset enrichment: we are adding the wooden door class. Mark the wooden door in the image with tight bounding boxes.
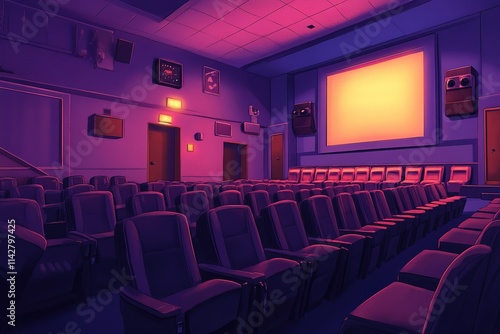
[486,108,500,184]
[270,133,284,180]
[223,142,248,180]
[147,124,180,182]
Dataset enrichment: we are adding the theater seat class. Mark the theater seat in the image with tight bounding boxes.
[275,189,295,202]
[338,167,355,185]
[111,183,139,221]
[420,165,444,185]
[193,183,215,209]
[197,205,302,333]
[89,175,110,191]
[216,189,243,206]
[299,167,315,183]
[179,190,209,238]
[31,176,63,204]
[0,177,17,198]
[110,175,127,186]
[131,191,166,215]
[63,175,85,188]
[446,165,471,195]
[312,167,328,187]
[364,166,385,191]
[116,212,243,334]
[400,166,423,186]
[351,167,370,190]
[381,166,402,189]
[163,184,187,211]
[324,167,341,187]
[288,167,302,183]
[340,245,491,334]
[62,184,95,231]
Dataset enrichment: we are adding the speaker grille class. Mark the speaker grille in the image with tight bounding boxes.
[214,121,232,137]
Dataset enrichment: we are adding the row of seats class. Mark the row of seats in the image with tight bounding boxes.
[340,199,500,334]
[284,165,472,194]
[0,179,465,333]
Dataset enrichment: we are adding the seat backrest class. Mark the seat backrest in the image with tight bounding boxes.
[334,193,362,230]
[72,191,116,234]
[111,183,139,205]
[217,190,243,206]
[120,212,201,299]
[288,168,302,183]
[141,181,165,193]
[252,183,267,191]
[295,189,311,203]
[237,184,253,199]
[340,168,355,182]
[449,165,472,183]
[31,176,61,191]
[266,184,279,199]
[321,187,336,200]
[422,166,444,183]
[300,195,340,239]
[10,184,45,206]
[179,191,209,224]
[110,175,127,186]
[423,184,441,202]
[310,188,322,196]
[0,199,45,236]
[264,200,309,252]
[0,177,17,190]
[131,192,166,215]
[382,188,405,215]
[245,190,271,220]
[434,183,449,199]
[327,167,341,181]
[193,184,215,208]
[370,190,393,220]
[163,184,187,211]
[396,187,415,211]
[89,176,110,191]
[300,168,315,183]
[354,167,370,182]
[274,189,295,202]
[313,168,328,182]
[62,184,95,200]
[221,185,238,192]
[369,167,386,182]
[347,184,360,193]
[203,205,266,269]
[333,185,349,195]
[352,191,379,226]
[385,167,403,182]
[403,166,423,182]
[63,175,85,188]
[422,245,491,334]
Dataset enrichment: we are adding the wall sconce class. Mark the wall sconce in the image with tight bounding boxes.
[166,97,182,109]
[158,114,172,124]
[187,144,194,152]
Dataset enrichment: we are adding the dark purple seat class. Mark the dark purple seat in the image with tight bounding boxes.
[216,189,243,206]
[110,175,127,186]
[179,190,209,237]
[0,177,17,198]
[252,183,268,191]
[237,184,253,200]
[458,211,500,231]
[245,190,271,247]
[266,183,280,199]
[197,205,302,333]
[89,175,110,191]
[30,175,63,204]
[274,189,295,202]
[340,244,491,334]
[295,189,311,203]
[193,183,215,209]
[163,184,187,212]
[111,183,139,221]
[131,191,166,215]
[0,199,88,313]
[334,193,388,270]
[220,184,238,192]
[263,200,343,307]
[381,166,402,189]
[364,166,385,191]
[116,212,243,334]
[400,166,423,186]
[63,175,85,188]
[139,181,165,193]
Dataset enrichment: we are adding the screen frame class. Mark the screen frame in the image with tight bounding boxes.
[318,35,437,154]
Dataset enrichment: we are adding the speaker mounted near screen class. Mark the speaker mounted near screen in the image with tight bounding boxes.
[115,39,134,64]
[214,121,232,137]
[292,102,316,136]
[241,122,260,135]
[89,114,124,139]
[445,66,477,117]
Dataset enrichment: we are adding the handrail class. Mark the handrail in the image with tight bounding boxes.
[0,147,47,176]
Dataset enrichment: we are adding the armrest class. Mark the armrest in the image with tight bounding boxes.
[198,263,265,285]
[339,229,375,238]
[392,214,416,220]
[371,221,395,227]
[264,248,316,263]
[308,237,349,249]
[120,286,182,318]
[382,218,405,223]
[68,231,97,261]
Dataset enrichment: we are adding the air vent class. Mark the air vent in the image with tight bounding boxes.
[214,121,232,137]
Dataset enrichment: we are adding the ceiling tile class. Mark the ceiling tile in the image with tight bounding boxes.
[288,17,325,37]
[222,8,261,29]
[336,0,375,20]
[244,37,281,54]
[155,21,197,42]
[95,3,136,27]
[182,31,220,49]
[369,0,401,10]
[266,5,307,26]
[310,6,346,29]
[203,20,241,39]
[266,27,301,45]
[240,0,285,16]
[60,0,110,18]
[289,0,333,16]
[202,40,240,57]
[173,8,217,30]
[191,0,237,19]
[224,30,260,47]
[223,47,257,62]
[328,0,348,5]
[124,16,169,34]
[245,18,283,36]
[280,0,294,3]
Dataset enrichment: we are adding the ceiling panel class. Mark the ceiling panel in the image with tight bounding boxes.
[221,9,261,29]
[203,20,241,39]
[266,5,307,26]
[174,8,217,30]
[289,0,334,16]
[336,0,375,20]
[245,18,284,36]
[124,15,169,34]
[224,30,260,47]
[239,0,286,16]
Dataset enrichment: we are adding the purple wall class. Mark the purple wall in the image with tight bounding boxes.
[272,9,500,184]
[0,5,270,183]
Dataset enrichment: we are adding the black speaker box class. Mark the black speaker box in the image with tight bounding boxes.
[292,102,316,136]
[444,66,477,117]
[115,39,134,64]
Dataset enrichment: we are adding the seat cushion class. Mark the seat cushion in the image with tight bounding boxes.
[243,257,299,279]
[439,228,480,253]
[458,218,492,231]
[399,250,458,290]
[347,282,434,334]
[357,225,385,245]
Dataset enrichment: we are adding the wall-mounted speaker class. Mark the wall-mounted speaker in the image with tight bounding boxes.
[194,132,204,141]
[445,66,477,117]
[115,39,134,64]
[292,102,316,136]
[241,122,260,135]
[214,121,232,137]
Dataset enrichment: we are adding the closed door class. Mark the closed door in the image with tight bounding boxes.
[271,133,284,180]
[486,108,500,184]
[223,142,248,180]
[147,124,180,182]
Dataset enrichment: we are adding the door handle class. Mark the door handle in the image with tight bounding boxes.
[492,149,496,153]
[276,156,280,160]
[149,161,155,166]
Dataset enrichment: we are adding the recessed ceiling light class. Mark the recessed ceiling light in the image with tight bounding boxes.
[307,24,315,29]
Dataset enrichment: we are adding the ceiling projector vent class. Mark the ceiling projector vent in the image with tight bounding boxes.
[118,0,189,20]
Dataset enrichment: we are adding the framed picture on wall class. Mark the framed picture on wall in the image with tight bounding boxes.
[203,66,220,95]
